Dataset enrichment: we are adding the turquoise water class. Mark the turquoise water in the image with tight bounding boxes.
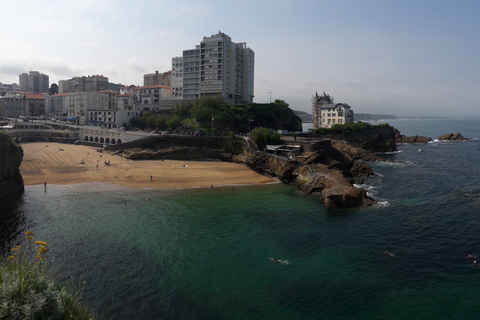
[3,118,480,319]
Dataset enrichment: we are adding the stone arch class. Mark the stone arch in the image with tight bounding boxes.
[89,136,93,142]
[100,137,104,143]
[94,137,99,143]
[111,138,116,145]
[84,136,88,141]
[117,139,122,144]
[105,138,110,144]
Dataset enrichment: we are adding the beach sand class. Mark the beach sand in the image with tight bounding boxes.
[20,142,277,188]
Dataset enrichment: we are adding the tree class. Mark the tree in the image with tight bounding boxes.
[249,127,280,150]
[47,83,59,95]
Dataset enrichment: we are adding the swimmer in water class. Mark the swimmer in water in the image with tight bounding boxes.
[467,254,477,259]
[384,250,395,257]
[269,257,289,264]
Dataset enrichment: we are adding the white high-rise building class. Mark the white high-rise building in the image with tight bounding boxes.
[19,71,49,94]
[173,31,254,105]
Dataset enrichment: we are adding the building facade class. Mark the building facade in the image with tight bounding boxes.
[0,82,20,92]
[174,31,254,105]
[51,93,68,116]
[66,92,109,125]
[144,70,172,87]
[171,57,184,99]
[24,94,46,117]
[311,91,354,129]
[59,75,109,93]
[19,71,49,94]
[0,93,25,117]
[87,109,141,129]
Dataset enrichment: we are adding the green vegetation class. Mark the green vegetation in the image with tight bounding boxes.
[249,127,281,149]
[129,97,302,134]
[315,122,391,135]
[0,231,95,319]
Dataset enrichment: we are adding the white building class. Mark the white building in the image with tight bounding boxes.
[0,82,20,92]
[51,93,68,116]
[87,109,141,129]
[311,91,354,129]
[174,31,254,105]
[19,71,49,94]
[66,92,109,125]
[138,85,172,104]
[171,57,184,99]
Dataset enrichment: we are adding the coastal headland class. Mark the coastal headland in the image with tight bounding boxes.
[19,142,277,188]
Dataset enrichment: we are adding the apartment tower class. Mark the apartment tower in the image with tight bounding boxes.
[173,31,254,105]
[19,71,49,94]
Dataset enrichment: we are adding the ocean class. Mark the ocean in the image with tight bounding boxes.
[2,118,480,319]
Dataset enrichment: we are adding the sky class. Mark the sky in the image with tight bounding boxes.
[1,0,479,117]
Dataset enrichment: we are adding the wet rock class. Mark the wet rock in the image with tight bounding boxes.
[438,132,468,141]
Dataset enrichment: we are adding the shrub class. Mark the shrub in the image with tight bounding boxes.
[0,231,95,319]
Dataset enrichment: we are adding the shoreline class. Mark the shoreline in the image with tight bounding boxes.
[20,142,278,188]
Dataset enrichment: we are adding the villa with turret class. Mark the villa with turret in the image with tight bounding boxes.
[311,91,354,129]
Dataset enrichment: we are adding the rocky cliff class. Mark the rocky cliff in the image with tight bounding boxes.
[0,132,24,202]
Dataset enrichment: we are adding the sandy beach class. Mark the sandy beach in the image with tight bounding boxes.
[19,142,277,188]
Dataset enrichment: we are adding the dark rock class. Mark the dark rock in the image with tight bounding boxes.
[438,132,468,141]
[338,126,397,153]
[0,133,24,203]
[394,128,432,143]
[321,185,375,209]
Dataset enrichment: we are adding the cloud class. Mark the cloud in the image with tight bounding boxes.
[126,58,147,74]
[81,42,101,51]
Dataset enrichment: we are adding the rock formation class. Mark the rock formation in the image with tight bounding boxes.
[115,133,390,210]
[394,128,432,143]
[438,132,468,141]
[0,132,24,202]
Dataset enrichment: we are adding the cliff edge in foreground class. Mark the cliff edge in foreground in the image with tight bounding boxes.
[0,132,24,202]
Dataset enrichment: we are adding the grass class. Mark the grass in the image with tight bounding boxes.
[0,231,96,319]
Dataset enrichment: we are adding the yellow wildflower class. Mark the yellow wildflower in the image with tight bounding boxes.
[10,248,18,251]
[25,231,34,236]
[27,236,32,242]
[7,255,15,261]
[35,241,48,246]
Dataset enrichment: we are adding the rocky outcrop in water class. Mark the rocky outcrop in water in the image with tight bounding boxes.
[438,132,468,141]
[0,132,24,202]
[394,128,432,143]
[395,128,470,143]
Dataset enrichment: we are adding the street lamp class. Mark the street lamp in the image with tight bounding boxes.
[211,116,214,136]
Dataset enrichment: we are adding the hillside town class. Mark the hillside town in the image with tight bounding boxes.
[0,31,255,130]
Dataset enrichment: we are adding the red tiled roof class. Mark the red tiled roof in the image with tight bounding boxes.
[119,93,131,97]
[25,93,46,100]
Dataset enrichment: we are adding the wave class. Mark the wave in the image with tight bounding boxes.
[355,183,390,206]
[375,150,403,155]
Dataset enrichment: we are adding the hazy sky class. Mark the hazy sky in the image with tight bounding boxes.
[1,0,479,117]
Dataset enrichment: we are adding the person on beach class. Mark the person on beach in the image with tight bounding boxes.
[384,250,395,257]
[44,181,47,191]
[150,175,153,181]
